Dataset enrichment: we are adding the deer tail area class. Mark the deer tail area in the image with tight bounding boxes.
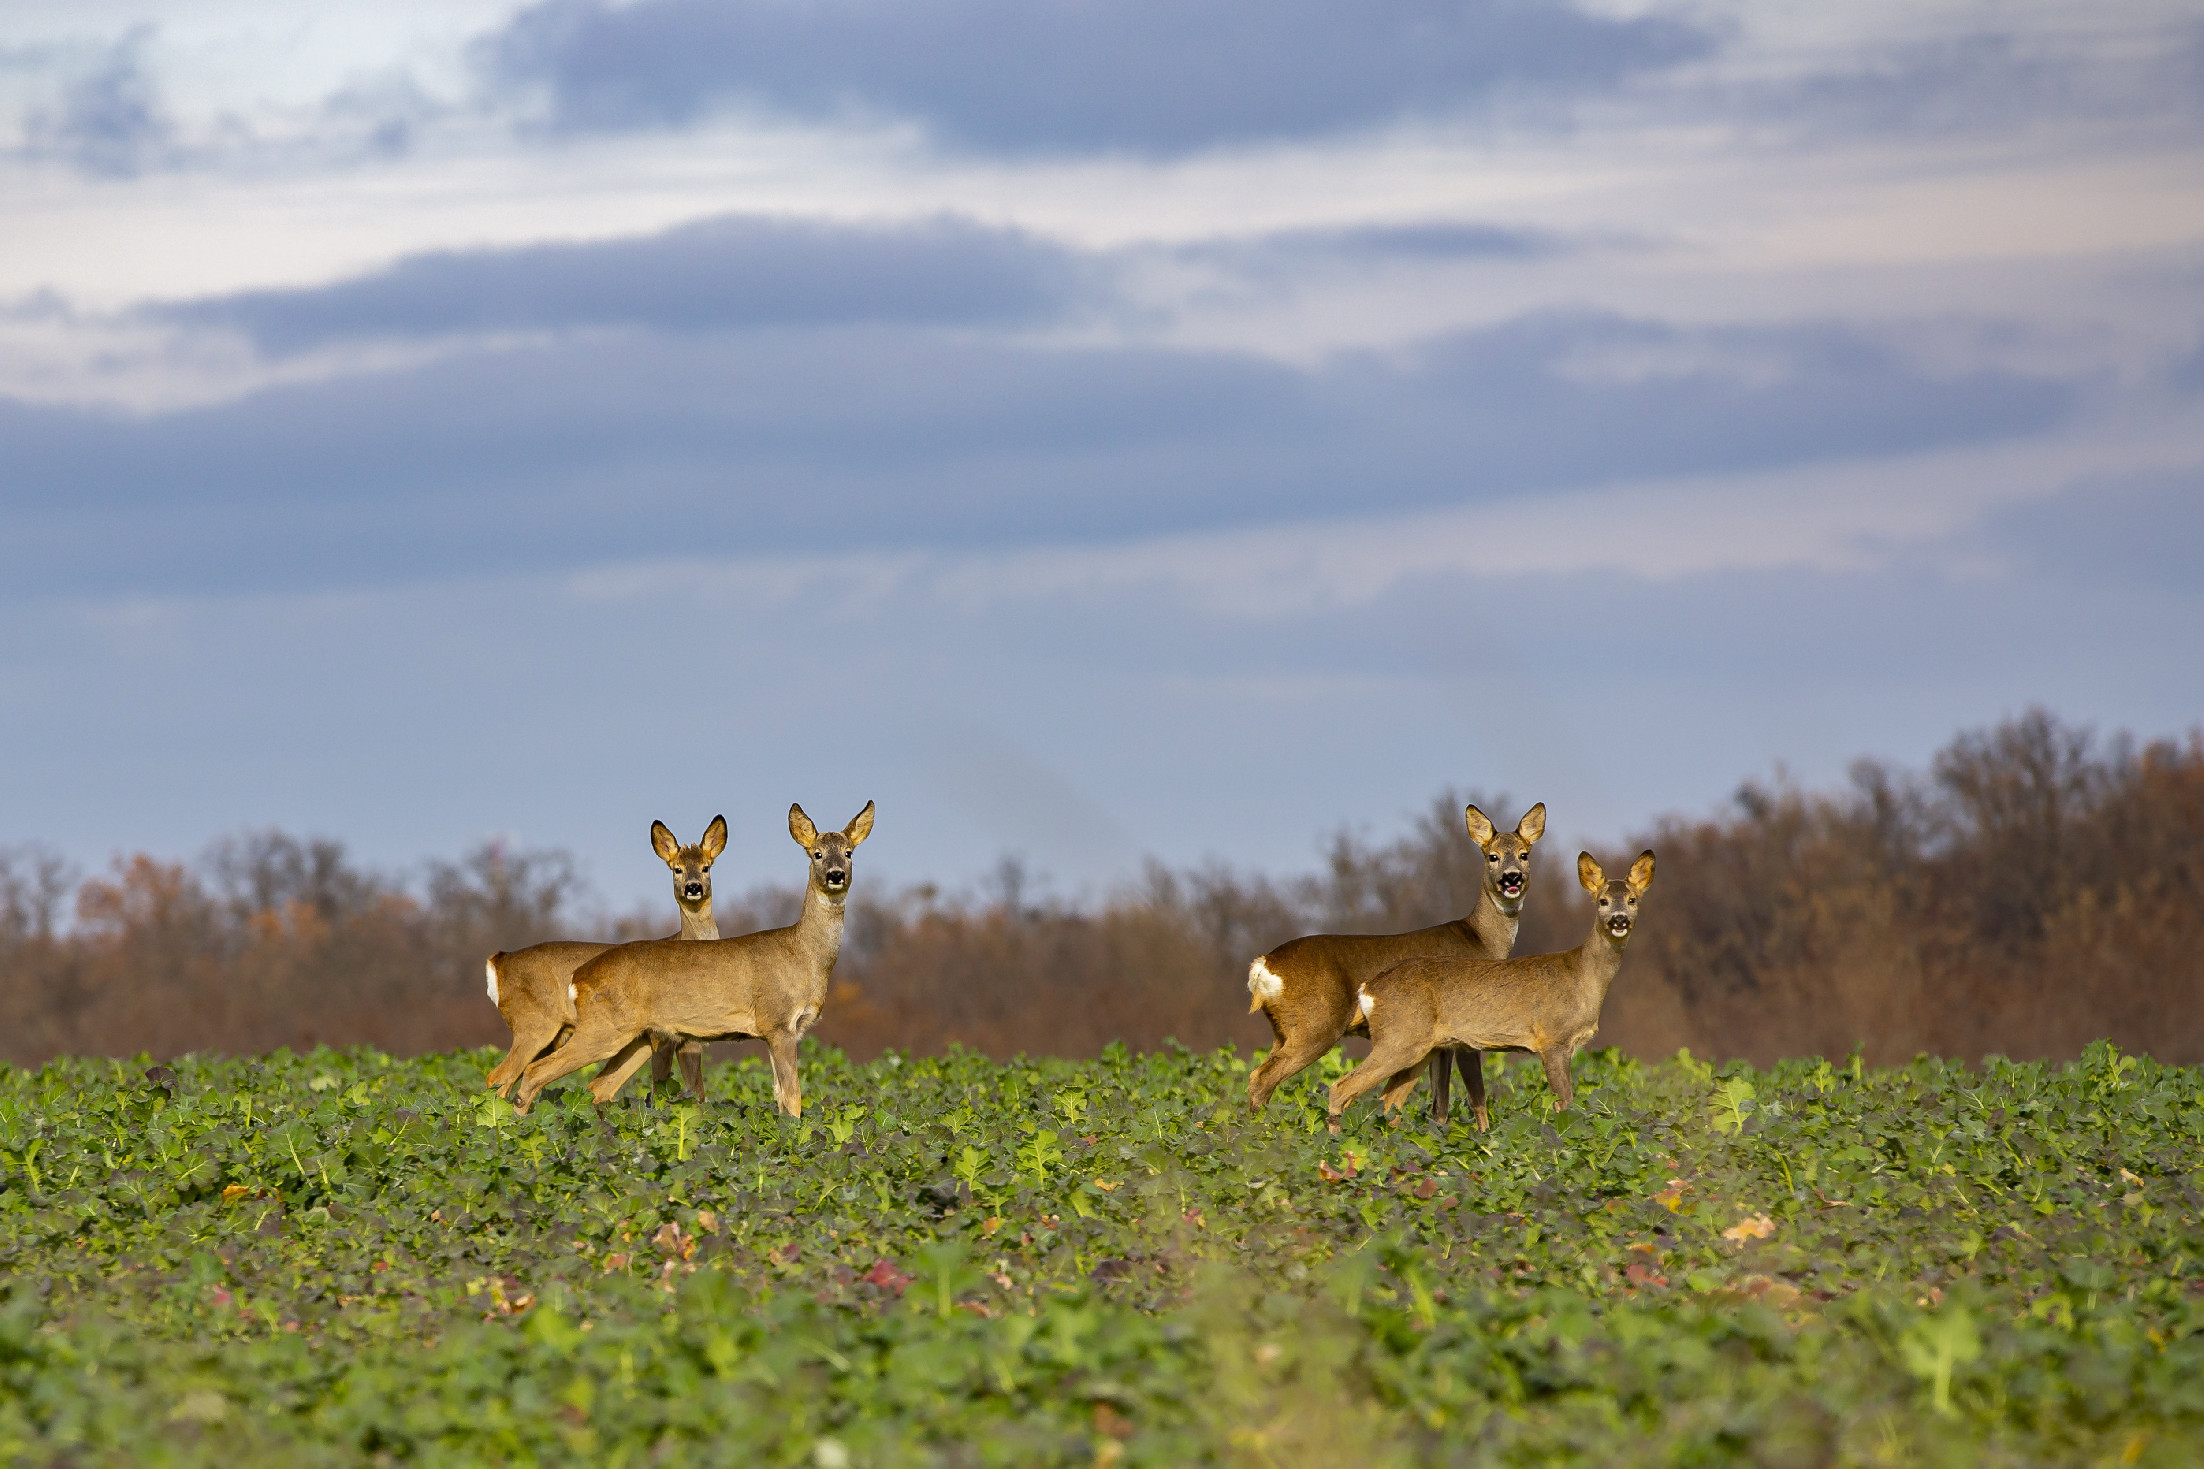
[1248,955,1284,1014]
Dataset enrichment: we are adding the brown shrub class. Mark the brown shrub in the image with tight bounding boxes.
[4,715,2199,1067]
[1599,712,2204,1065]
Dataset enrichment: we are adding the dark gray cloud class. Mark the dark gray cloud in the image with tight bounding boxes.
[1,304,2076,599]
[20,27,171,177]
[480,0,1714,155]
[160,214,1090,353]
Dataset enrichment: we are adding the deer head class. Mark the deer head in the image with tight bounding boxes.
[652,815,727,915]
[1467,802,1546,916]
[789,801,875,900]
[1578,849,1655,944]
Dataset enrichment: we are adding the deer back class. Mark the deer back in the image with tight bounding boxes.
[488,941,614,1025]
[573,920,828,1040]
[1369,947,1601,1056]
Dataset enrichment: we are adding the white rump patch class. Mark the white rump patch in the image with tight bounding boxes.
[484,958,499,1006]
[1248,955,1284,1006]
[568,983,578,1004]
[1357,987,1376,1019]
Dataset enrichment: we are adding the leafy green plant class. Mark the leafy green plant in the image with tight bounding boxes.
[0,1041,2199,1465]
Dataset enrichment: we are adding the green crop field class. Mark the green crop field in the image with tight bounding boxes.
[2,1041,2201,1466]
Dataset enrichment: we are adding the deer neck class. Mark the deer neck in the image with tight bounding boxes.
[1567,924,1631,1010]
[1463,884,1521,959]
[791,880,849,980]
[675,900,719,941]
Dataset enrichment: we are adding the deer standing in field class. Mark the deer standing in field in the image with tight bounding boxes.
[1245,802,1545,1119]
[1328,849,1654,1132]
[512,801,873,1117]
[483,816,727,1100]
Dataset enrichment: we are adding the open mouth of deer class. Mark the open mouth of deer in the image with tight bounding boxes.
[1499,874,1524,899]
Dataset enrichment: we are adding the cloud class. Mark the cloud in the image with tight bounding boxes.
[19,27,171,177]
[480,0,1714,155]
[158,213,1092,353]
[0,300,2082,600]
[1709,17,2204,146]
[1159,220,1566,282]
[9,459,2200,903]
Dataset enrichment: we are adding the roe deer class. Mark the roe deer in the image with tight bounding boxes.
[483,815,727,1099]
[1245,802,1545,1117]
[512,801,874,1117]
[1328,849,1654,1133]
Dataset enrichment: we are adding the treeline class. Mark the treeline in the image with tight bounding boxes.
[3,710,2200,1068]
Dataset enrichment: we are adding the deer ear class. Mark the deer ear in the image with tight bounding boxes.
[1516,802,1546,844]
[1577,852,1605,893]
[1464,805,1496,845]
[789,805,819,848]
[843,800,876,847]
[651,821,680,865]
[701,815,728,861]
[1627,849,1655,897]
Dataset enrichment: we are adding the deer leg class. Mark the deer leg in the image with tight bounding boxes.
[679,1042,706,1100]
[486,1022,549,1097]
[1328,1040,1430,1131]
[649,1035,675,1089]
[1539,1049,1575,1112]
[764,1032,804,1118]
[515,1021,632,1114]
[1461,1049,1489,1133]
[1428,1046,1454,1123]
[1248,1019,1340,1113]
[1380,1064,1423,1118]
[487,1017,569,1098]
[587,1034,657,1107]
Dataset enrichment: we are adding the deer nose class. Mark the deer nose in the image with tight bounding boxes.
[826,868,848,884]
[685,882,704,898]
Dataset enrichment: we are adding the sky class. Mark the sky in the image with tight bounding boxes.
[2,0,2201,911]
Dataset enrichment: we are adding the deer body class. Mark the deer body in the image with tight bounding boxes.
[483,816,726,1100]
[1245,803,1544,1117]
[1328,850,1654,1131]
[512,802,873,1117]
